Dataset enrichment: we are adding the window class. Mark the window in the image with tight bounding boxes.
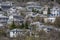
[0,8,2,11]
[36,7,41,9]
[51,14,53,16]
[54,14,55,16]
[13,31,15,33]
[51,0,54,1]
[56,8,58,9]
[57,14,58,16]
[2,6,11,9]
[29,7,33,9]
[51,19,52,22]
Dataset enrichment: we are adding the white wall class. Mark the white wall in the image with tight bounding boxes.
[44,17,56,23]
[50,7,60,17]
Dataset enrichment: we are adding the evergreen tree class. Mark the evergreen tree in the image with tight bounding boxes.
[10,21,16,30]
[36,10,39,13]
[20,23,25,29]
[32,8,37,12]
[25,22,29,29]
[48,8,50,14]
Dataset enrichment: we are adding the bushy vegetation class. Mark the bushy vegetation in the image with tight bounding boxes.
[9,21,29,29]
[5,30,60,40]
[54,17,60,28]
[32,8,39,13]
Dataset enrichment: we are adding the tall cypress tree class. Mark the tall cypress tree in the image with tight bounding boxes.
[48,8,51,14]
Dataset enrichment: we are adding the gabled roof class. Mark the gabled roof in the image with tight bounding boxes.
[26,2,40,6]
